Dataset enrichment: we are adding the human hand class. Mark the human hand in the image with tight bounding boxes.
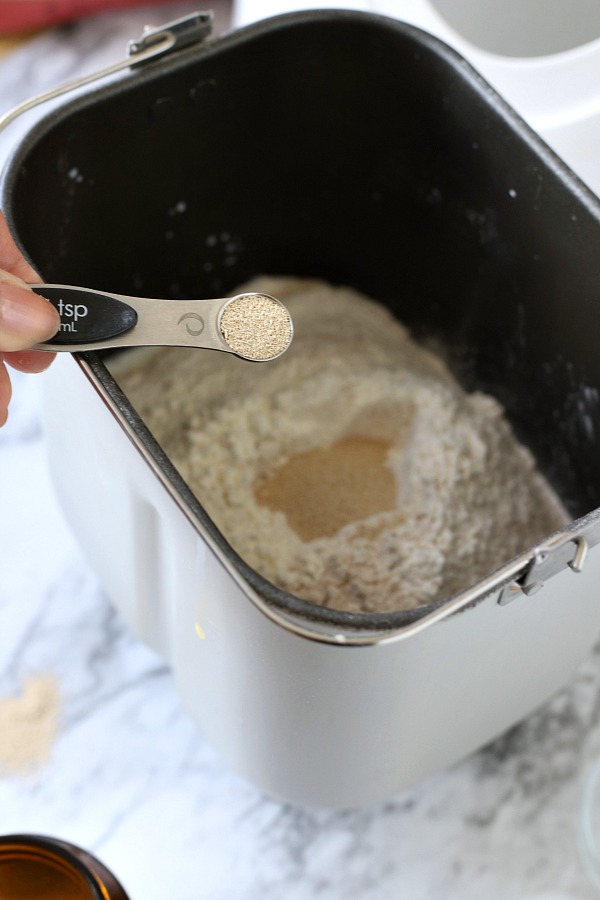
[0,210,60,426]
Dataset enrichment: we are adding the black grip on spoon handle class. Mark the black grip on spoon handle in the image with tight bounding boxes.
[31,285,138,346]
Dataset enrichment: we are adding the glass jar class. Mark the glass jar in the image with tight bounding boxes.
[0,834,129,899]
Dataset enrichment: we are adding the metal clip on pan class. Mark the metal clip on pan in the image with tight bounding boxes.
[0,12,214,136]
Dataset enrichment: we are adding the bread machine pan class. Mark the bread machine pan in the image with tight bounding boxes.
[4,10,600,807]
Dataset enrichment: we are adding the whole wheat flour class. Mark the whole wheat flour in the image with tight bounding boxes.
[115,277,569,613]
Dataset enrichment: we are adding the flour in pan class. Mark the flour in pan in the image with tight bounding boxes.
[116,277,569,614]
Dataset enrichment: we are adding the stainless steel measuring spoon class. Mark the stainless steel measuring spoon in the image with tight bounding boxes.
[31,284,293,362]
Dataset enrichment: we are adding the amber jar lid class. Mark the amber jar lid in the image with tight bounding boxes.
[0,834,130,900]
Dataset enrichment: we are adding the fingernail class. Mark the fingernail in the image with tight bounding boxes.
[0,282,60,351]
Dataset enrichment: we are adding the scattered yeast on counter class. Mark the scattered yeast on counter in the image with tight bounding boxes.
[0,675,60,776]
[114,276,569,615]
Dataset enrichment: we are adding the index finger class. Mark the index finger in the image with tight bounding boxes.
[0,210,40,282]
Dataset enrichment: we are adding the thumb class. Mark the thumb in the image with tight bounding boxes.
[0,272,60,352]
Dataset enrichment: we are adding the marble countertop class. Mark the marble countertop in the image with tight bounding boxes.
[2,4,600,898]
